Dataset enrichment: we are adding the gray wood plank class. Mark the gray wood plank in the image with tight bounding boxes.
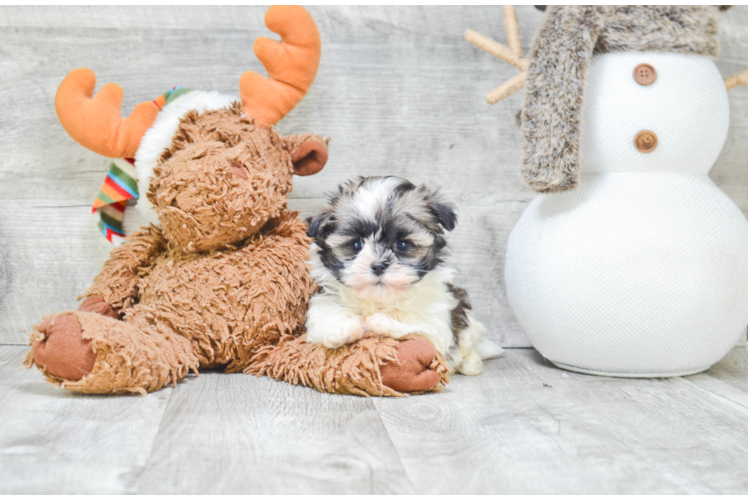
[0,6,545,34]
[134,370,412,494]
[0,346,171,494]
[373,347,748,494]
[5,344,748,494]
[1,5,748,346]
[685,346,748,409]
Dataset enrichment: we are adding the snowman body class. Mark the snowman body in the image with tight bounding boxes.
[505,52,748,376]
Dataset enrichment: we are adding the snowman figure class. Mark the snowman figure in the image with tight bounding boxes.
[467,6,748,376]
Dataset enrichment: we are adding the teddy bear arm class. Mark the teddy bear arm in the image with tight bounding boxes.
[80,225,167,312]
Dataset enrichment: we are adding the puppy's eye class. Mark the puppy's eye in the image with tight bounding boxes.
[350,239,363,252]
[395,240,410,252]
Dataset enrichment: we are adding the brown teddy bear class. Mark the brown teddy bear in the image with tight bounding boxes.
[24,6,448,396]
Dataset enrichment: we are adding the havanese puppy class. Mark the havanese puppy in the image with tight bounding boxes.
[304,176,502,375]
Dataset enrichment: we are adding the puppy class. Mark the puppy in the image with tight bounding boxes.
[304,176,502,375]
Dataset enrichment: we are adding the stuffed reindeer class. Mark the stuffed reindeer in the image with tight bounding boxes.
[25,6,448,396]
[467,6,748,377]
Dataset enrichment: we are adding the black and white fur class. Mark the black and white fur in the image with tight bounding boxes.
[304,176,502,375]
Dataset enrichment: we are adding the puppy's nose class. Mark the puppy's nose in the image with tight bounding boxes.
[371,262,388,276]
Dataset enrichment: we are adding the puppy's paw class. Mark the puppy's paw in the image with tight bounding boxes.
[322,317,365,349]
[363,313,395,335]
[459,351,484,376]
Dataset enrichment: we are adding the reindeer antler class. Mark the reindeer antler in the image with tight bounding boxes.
[726,69,748,90]
[240,5,321,128]
[465,6,530,104]
[55,68,159,158]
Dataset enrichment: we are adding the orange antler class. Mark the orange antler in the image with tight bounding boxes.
[55,68,159,158]
[465,6,530,104]
[240,5,321,128]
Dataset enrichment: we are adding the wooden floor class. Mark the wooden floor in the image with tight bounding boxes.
[2,344,748,494]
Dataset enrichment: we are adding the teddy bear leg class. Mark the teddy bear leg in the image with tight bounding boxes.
[25,311,197,395]
[248,335,449,396]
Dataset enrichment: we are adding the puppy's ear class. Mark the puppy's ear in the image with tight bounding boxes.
[306,207,335,240]
[431,200,457,232]
[421,187,457,232]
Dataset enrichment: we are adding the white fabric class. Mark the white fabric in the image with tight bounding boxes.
[505,54,748,376]
[506,173,748,376]
[580,52,729,175]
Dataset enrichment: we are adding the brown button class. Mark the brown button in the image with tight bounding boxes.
[634,130,658,153]
[633,63,657,85]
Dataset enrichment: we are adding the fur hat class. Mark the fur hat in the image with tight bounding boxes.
[467,6,735,193]
[521,6,721,193]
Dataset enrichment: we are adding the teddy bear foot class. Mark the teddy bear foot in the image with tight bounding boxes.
[381,337,448,393]
[25,310,198,395]
[28,296,120,381]
[30,312,96,381]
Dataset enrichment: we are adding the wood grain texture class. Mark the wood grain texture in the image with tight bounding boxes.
[5,344,748,494]
[373,348,748,494]
[134,370,411,494]
[0,346,173,494]
[1,6,747,347]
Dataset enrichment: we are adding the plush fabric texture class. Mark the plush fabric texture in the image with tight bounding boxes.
[26,311,196,395]
[27,313,97,381]
[592,6,719,57]
[78,295,119,319]
[249,334,449,397]
[135,90,235,228]
[240,6,321,128]
[91,87,194,244]
[27,105,444,396]
[30,6,446,396]
[27,105,317,390]
[521,5,721,193]
[55,68,160,159]
[378,337,450,394]
[83,224,167,312]
[289,135,329,176]
[128,210,314,372]
[150,105,296,252]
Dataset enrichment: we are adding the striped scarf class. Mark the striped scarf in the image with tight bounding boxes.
[92,86,190,244]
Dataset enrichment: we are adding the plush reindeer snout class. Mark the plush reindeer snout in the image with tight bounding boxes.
[149,108,295,253]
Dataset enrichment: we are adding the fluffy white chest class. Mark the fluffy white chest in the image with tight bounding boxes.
[307,266,458,356]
